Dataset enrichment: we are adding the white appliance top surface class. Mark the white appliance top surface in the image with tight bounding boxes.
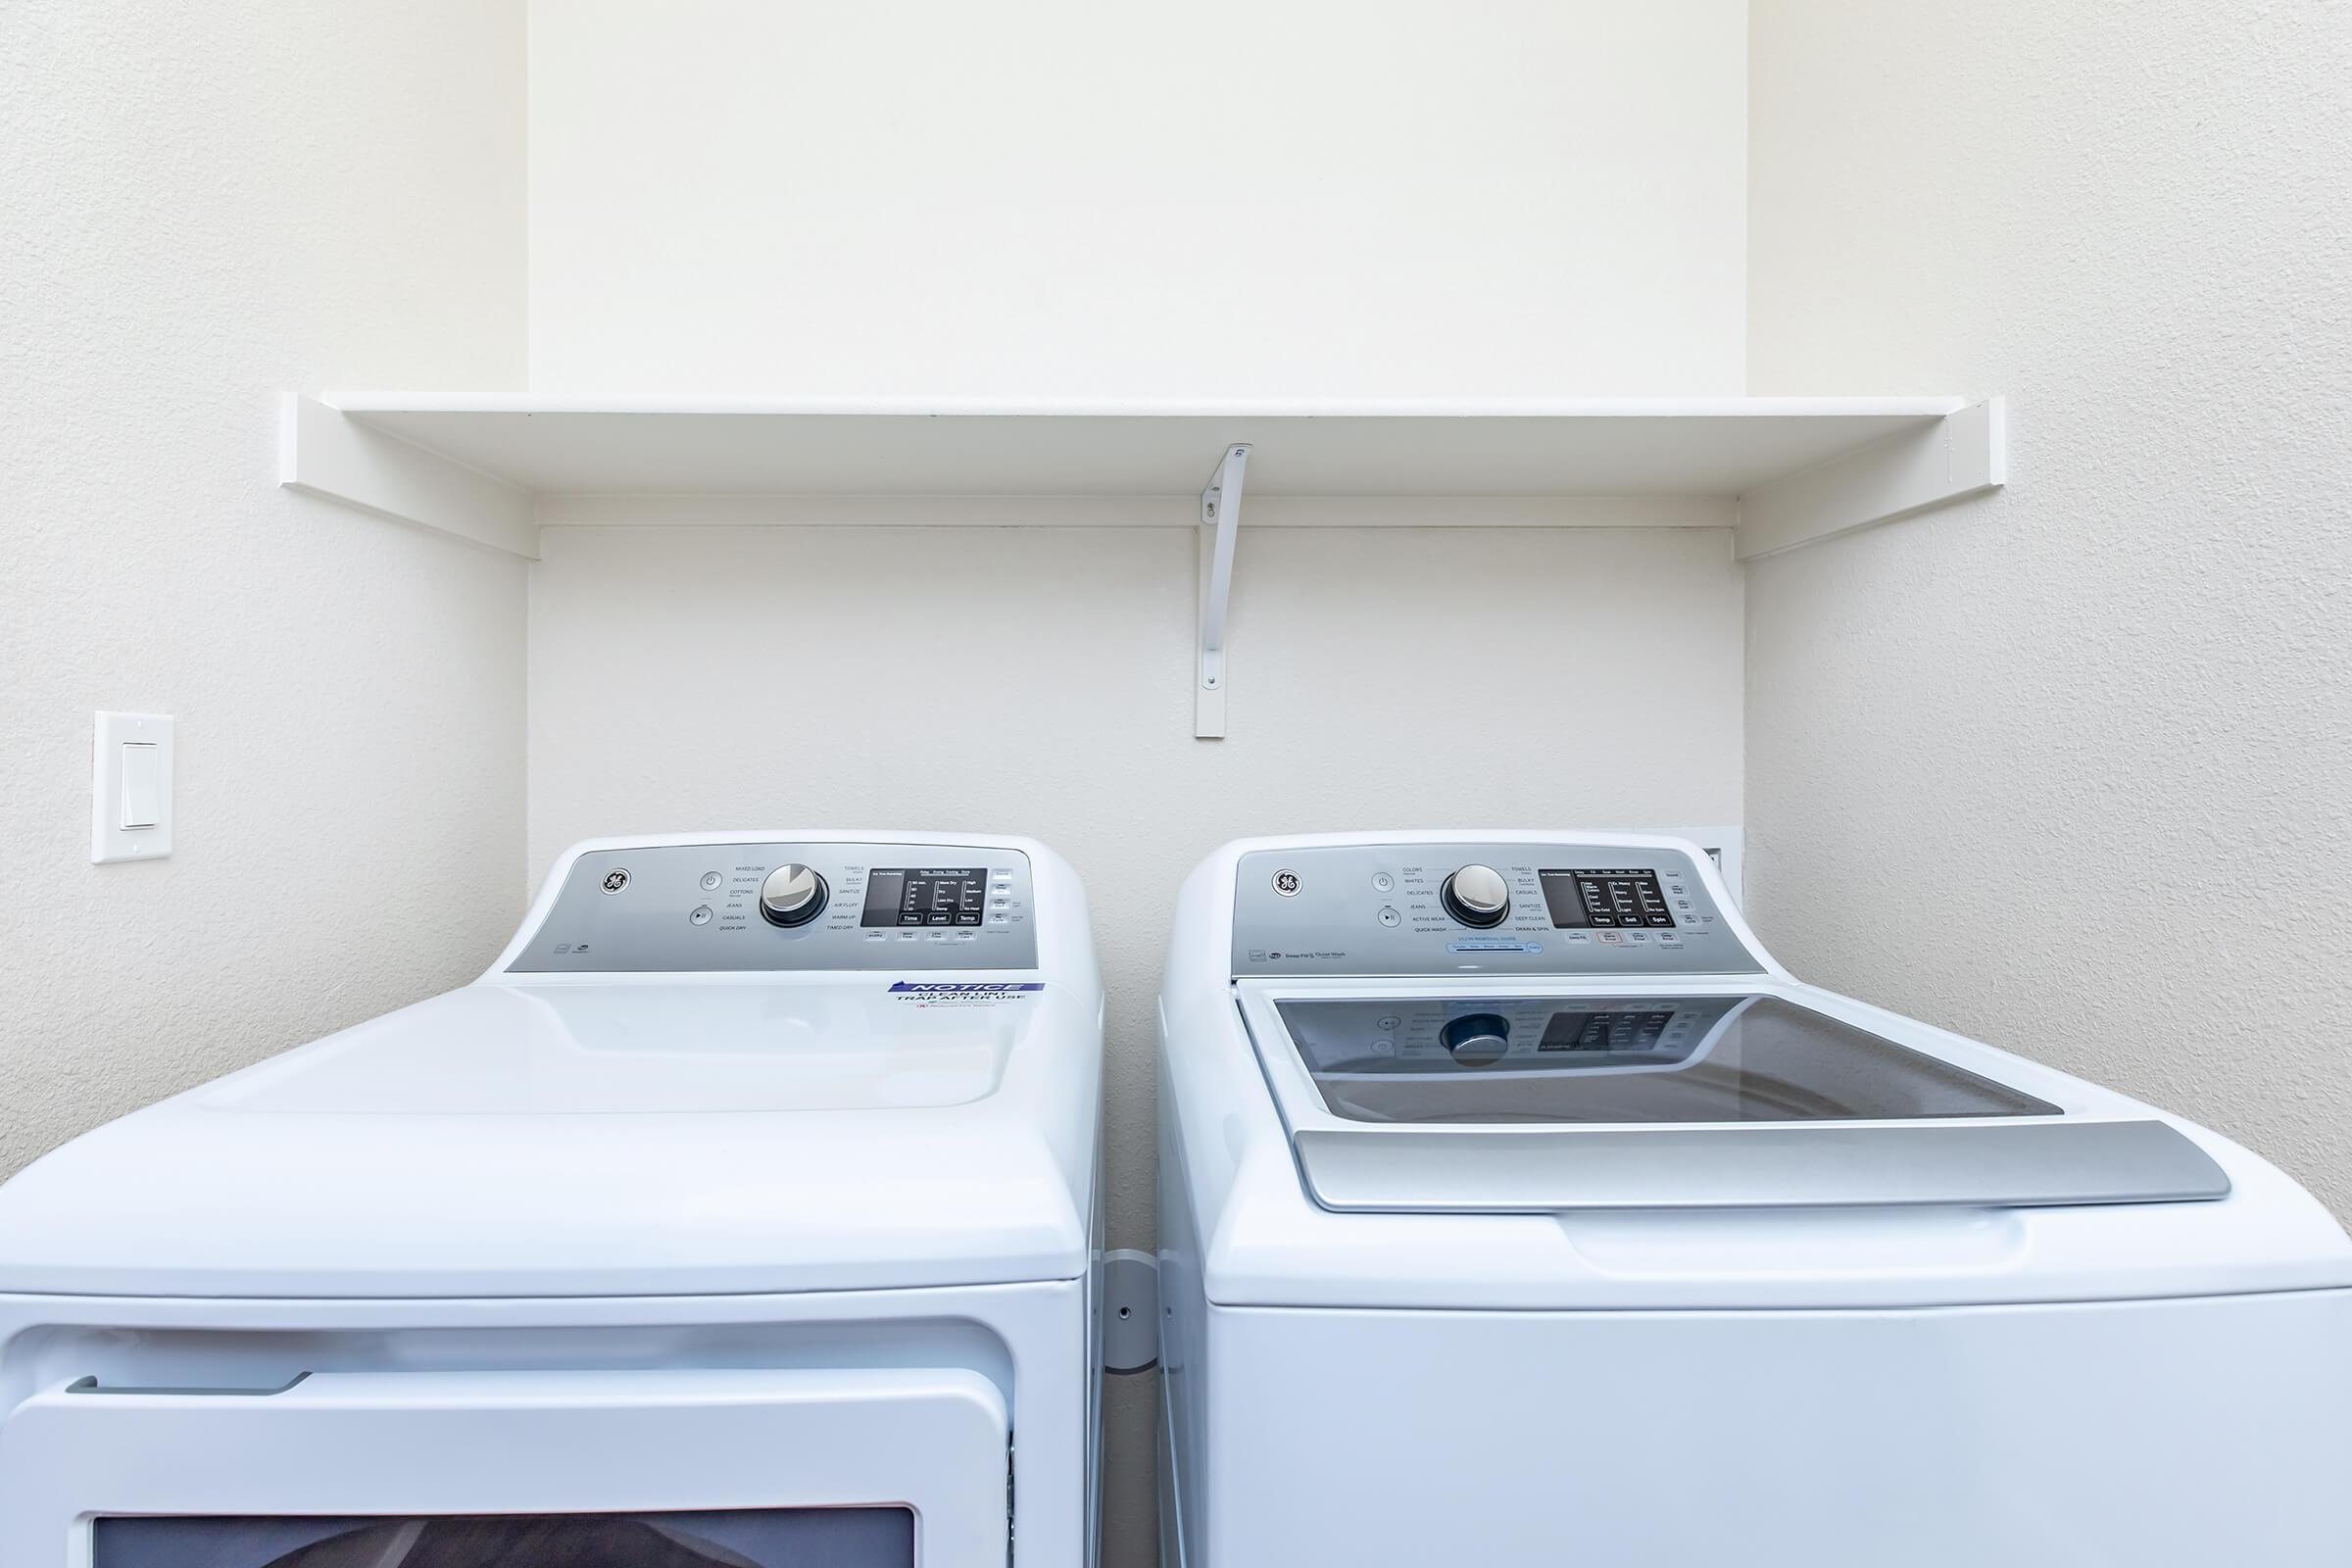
[0,831,1103,1300]
[0,976,1097,1299]
[211,982,1020,1115]
[1158,834,2352,1309]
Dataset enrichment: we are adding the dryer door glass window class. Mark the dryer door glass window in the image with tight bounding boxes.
[1275,995,2060,1123]
[93,1509,912,1568]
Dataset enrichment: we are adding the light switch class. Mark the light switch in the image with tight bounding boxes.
[92,711,173,863]
[120,743,161,828]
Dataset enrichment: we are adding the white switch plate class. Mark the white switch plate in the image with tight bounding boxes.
[1675,825,1743,906]
[92,711,173,863]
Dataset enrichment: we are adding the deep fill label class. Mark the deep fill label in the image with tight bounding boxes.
[889,981,1044,995]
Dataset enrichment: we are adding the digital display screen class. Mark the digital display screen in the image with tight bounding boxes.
[1540,1009,1679,1052]
[1540,868,1676,928]
[860,867,989,927]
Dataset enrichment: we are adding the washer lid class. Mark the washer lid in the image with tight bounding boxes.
[1251,991,2230,1212]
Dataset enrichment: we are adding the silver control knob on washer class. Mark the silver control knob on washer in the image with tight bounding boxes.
[1441,864,1512,928]
[1440,1012,1512,1066]
[759,862,829,928]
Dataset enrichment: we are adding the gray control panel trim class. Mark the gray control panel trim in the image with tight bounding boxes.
[1233,843,1765,978]
[509,842,1038,972]
[1293,1119,2232,1213]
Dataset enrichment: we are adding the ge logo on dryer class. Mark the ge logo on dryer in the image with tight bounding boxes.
[601,868,630,894]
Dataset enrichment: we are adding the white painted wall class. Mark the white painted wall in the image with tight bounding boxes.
[0,3,529,1174]
[1745,3,2352,1215]
[527,0,1748,397]
[526,517,1744,1558]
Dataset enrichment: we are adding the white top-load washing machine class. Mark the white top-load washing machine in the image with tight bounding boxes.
[1157,832,2352,1568]
[0,832,1102,1568]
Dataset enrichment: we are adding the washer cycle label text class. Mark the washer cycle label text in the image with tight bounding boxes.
[889,981,1045,1004]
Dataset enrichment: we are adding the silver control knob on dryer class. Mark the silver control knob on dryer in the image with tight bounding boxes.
[1441,864,1511,927]
[760,863,829,928]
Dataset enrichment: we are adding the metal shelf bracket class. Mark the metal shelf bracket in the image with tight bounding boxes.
[1196,443,1249,738]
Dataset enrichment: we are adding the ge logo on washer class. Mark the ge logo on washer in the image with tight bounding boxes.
[1273,869,1302,897]
[601,868,630,894]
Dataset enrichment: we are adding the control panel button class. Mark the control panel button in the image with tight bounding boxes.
[1441,864,1512,928]
[759,863,829,928]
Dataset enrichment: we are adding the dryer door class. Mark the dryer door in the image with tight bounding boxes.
[0,1367,1005,1568]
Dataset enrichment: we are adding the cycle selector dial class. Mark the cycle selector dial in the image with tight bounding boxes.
[1441,864,1512,927]
[1440,1012,1512,1066]
[760,863,829,928]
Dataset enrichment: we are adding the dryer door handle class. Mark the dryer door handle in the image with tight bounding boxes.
[64,1372,311,1397]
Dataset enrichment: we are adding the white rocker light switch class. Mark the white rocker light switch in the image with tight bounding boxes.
[92,711,173,862]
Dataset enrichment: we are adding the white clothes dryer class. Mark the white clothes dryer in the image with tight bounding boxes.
[1156,832,2352,1568]
[0,833,1103,1568]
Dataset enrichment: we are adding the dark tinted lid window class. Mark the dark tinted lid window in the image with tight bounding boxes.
[1274,995,2059,1124]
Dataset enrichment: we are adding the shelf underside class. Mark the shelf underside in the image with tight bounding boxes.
[336,396,1964,497]
[280,394,2004,561]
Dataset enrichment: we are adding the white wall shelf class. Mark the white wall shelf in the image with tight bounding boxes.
[281,391,2003,736]
[279,392,2004,564]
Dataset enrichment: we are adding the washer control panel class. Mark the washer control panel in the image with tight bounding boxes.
[1232,842,1762,978]
[509,842,1038,972]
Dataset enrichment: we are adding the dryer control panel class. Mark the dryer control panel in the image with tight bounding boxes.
[1231,841,1763,978]
[509,841,1038,972]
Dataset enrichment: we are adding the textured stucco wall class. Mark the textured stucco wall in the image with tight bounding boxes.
[1745,2,2352,1214]
[525,518,1745,1562]
[0,3,529,1175]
